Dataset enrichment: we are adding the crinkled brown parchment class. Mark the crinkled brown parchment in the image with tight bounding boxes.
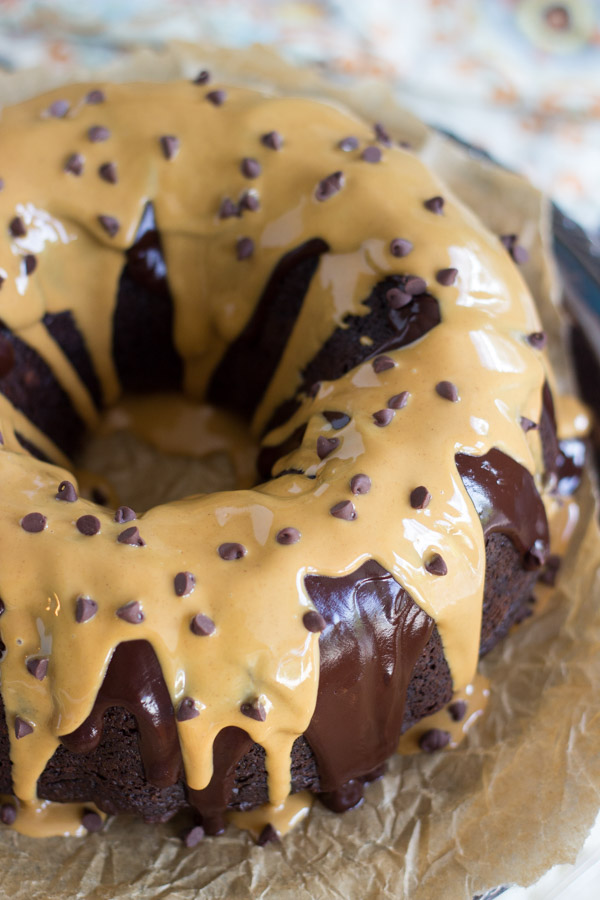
[0,42,599,900]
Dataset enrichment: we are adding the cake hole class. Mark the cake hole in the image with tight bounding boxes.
[74,392,258,513]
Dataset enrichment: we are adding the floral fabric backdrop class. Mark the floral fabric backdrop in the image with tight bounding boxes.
[0,0,599,236]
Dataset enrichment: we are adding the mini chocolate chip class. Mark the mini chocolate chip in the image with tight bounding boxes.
[47,99,70,118]
[390,237,413,257]
[0,803,16,826]
[435,380,459,402]
[276,527,301,545]
[0,599,4,616]
[527,331,547,350]
[316,436,339,459]
[424,195,444,214]
[388,391,410,409]
[116,600,145,624]
[374,122,392,146]
[97,215,120,237]
[182,824,205,848]
[520,416,537,432]
[23,254,37,275]
[261,130,283,150]
[323,410,350,430]
[88,125,110,142]
[240,698,267,722]
[76,514,101,536]
[236,237,254,260]
[114,505,136,523]
[218,542,246,560]
[241,157,261,179]
[524,539,547,571]
[512,244,529,264]
[14,716,33,739]
[98,162,118,184]
[410,486,431,509]
[425,553,448,576]
[177,697,200,721]
[160,135,180,160]
[350,473,371,495]
[9,216,26,238]
[85,89,106,104]
[386,287,412,309]
[303,610,327,633]
[193,70,211,85]
[419,728,451,752]
[361,145,382,163]
[338,136,359,152]
[399,274,427,295]
[372,355,395,373]
[75,596,98,623]
[206,90,227,106]
[117,526,145,546]
[500,234,529,264]
[190,613,216,636]
[315,171,345,201]
[436,267,458,286]
[330,500,356,520]
[538,553,561,586]
[174,571,196,597]
[82,810,103,833]
[240,190,260,212]
[219,197,238,219]
[26,657,48,680]
[373,409,394,427]
[21,512,46,533]
[448,700,467,722]
[257,824,280,846]
[64,153,85,175]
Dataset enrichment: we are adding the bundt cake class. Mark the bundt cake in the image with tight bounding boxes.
[0,75,586,840]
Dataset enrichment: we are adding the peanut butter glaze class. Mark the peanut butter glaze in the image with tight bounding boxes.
[0,79,580,836]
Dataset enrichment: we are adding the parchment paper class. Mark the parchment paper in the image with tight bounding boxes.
[0,43,599,900]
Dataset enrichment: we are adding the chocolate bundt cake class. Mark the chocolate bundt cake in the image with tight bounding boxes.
[0,77,586,839]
